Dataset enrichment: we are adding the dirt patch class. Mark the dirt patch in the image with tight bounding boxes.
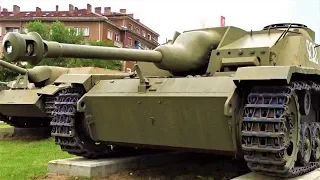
[37,174,70,180]
[38,154,249,180]
[0,131,50,141]
[0,132,13,139]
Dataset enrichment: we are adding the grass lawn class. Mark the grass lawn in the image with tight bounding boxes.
[0,137,75,180]
[0,123,12,128]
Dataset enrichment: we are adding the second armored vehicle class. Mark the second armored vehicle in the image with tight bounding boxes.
[0,43,131,128]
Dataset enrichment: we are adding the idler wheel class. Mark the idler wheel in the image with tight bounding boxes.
[298,122,312,165]
[298,90,311,115]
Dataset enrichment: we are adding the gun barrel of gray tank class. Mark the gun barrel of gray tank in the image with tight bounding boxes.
[0,60,28,74]
[44,41,163,63]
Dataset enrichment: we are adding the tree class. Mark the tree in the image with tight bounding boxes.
[50,21,84,43]
[0,56,32,82]
[67,40,122,70]
[24,20,121,70]
[25,20,50,40]
[32,21,84,67]
[0,20,123,82]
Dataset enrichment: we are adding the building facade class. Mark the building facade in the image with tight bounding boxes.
[0,4,160,72]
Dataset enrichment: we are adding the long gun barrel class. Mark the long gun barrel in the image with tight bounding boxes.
[0,59,28,74]
[0,59,52,83]
[2,31,223,75]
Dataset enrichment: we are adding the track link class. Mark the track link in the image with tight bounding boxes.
[49,87,111,158]
[45,96,57,118]
[241,81,320,178]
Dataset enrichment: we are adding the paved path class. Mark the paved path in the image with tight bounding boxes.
[232,170,320,180]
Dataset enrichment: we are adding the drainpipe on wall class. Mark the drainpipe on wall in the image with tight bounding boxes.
[122,30,127,72]
[98,22,101,41]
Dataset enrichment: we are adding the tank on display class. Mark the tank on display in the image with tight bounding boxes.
[4,23,320,177]
[0,52,131,128]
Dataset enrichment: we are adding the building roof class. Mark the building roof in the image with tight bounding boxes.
[0,4,159,37]
[0,4,160,46]
[0,10,100,18]
[105,12,160,37]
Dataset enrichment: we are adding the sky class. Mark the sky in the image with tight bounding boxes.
[0,0,319,44]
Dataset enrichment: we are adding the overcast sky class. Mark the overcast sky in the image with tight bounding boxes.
[0,0,319,44]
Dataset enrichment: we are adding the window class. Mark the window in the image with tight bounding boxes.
[107,30,113,40]
[147,34,151,40]
[128,37,132,46]
[74,27,81,35]
[128,23,133,30]
[136,28,140,34]
[115,34,120,42]
[82,27,89,36]
[6,27,19,33]
[142,31,146,37]
[134,40,141,49]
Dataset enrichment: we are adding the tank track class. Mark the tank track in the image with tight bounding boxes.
[241,81,320,178]
[49,87,111,158]
[45,96,57,118]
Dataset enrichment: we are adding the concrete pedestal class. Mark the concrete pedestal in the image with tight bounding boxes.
[48,152,188,178]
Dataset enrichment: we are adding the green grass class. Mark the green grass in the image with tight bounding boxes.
[0,123,12,128]
[0,137,75,180]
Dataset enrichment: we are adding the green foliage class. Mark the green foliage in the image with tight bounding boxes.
[89,39,115,47]
[66,40,122,70]
[26,21,85,67]
[0,56,30,82]
[49,21,84,44]
[25,20,50,40]
[25,20,121,70]
[0,20,123,82]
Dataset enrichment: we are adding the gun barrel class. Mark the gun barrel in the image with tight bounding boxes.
[2,32,162,65]
[2,29,224,75]
[45,42,162,62]
[0,59,28,74]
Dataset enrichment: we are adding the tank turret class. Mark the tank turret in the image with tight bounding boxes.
[0,59,130,89]
[0,59,57,84]
[2,31,224,76]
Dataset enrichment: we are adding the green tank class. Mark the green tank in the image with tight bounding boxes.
[0,44,131,128]
[3,23,320,177]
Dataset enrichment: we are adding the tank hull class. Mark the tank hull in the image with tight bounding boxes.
[0,89,46,117]
[77,76,240,153]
